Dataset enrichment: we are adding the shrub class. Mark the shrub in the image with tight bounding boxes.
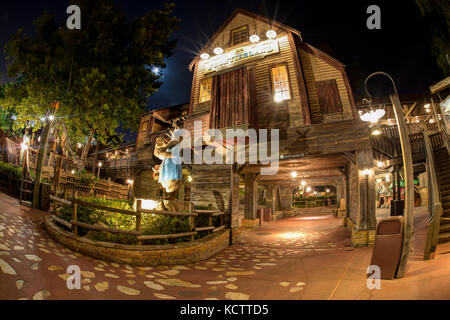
[0,161,22,188]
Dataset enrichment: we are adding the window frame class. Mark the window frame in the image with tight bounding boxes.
[199,77,213,103]
[268,62,293,103]
[230,25,249,46]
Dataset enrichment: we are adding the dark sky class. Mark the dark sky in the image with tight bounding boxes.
[0,0,445,108]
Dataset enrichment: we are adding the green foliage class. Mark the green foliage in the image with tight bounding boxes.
[59,196,194,245]
[3,1,180,155]
[0,161,22,188]
[415,0,450,75]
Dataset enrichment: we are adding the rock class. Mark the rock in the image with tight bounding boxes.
[48,265,63,271]
[227,277,237,282]
[0,258,17,275]
[116,285,140,296]
[225,292,250,300]
[206,280,228,285]
[127,280,136,285]
[81,271,96,278]
[104,273,119,279]
[0,244,10,251]
[280,282,290,287]
[25,255,42,262]
[153,293,176,300]
[225,284,238,290]
[30,263,39,270]
[173,265,189,270]
[144,281,164,290]
[58,274,70,281]
[289,287,303,293]
[13,246,24,250]
[225,271,255,276]
[161,269,180,276]
[32,290,50,300]
[156,278,201,288]
[295,282,306,287]
[94,282,109,292]
[16,280,24,290]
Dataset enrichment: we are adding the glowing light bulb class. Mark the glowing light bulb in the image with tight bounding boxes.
[266,30,277,39]
[249,34,260,43]
[362,169,371,176]
[290,171,297,178]
[377,161,383,168]
[71,170,75,174]
[48,115,55,121]
[371,129,381,136]
[98,162,102,167]
[127,179,133,184]
[301,180,306,186]
[213,47,223,55]
[188,176,192,182]
[200,53,210,60]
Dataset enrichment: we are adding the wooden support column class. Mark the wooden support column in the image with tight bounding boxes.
[33,121,52,209]
[349,149,376,247]
[391,93,414,278]
[356,149,377,231]
[265,184,276,213]
[244,173,257,220]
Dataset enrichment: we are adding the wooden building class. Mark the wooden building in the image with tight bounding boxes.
[134,9,383,247]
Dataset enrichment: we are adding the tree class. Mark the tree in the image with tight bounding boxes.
[415,0,450,75]
[4,0,180,168]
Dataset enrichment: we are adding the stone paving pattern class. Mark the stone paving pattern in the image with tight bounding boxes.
[0,191,449,300]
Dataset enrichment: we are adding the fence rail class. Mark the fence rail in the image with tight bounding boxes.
[293,198,337,208]
[50,193,226,245]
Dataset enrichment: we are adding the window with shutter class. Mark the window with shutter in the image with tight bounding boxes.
[231,26,249,46]
[315,79,343,114]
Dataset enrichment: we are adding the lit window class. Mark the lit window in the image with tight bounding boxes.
[270,64,291,102]
[231,26,249,46]
[141,121,148,132]
[199,78,212,103]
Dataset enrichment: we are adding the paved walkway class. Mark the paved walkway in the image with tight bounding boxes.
[0,191,449,300]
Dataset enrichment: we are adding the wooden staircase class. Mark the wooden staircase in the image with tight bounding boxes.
[434,147,450,244]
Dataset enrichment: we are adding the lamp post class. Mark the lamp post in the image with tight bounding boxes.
[97,162,102,179]
[363,72,414,278]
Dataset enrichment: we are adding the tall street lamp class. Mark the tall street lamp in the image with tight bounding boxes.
[363,72,414,278]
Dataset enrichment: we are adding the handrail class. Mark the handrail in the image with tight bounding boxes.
[423,132,443,260]
[50,193,226,245]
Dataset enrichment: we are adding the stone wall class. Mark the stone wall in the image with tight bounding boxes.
[45,217,230,266]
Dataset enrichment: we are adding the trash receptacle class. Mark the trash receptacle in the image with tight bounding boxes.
[369,216,404,279]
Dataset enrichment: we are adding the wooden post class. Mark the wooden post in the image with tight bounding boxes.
[391,93,414,278]
[72,190,78,235]
[244,173,257,220]
[136,199,142,245]
[32,121,52,209]
[208,214,213,235]
[189,203,195,241]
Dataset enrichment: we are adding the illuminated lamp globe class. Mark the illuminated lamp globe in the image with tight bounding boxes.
[266,30,277,39]
[377,161,383,168]
[360,109,385,123]
[301,180,306,186]
[200,53,210,60]
[306,186,312,192]
[249,34,260,43]
[371,128,381,136]
[213,47,223,55]
[48,115,55,121]
[290,171,298,178]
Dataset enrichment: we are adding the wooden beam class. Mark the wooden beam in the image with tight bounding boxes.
[343,152,356,165]
[391,94,414,279]
[403,102,418,121]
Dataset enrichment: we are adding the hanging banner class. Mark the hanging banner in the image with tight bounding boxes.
[203,39,279,73]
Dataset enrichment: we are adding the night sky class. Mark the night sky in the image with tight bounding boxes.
[0,0,445,109]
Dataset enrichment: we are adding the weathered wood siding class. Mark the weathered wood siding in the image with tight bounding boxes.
[190,164,232,212]
[348,162,358,224]
[191,12,306,132]
[299,49,353,124]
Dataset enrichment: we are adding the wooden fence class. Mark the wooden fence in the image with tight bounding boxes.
[50,192,225,245]
[293,198,337,208]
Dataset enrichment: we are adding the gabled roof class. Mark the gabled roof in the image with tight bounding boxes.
[189,8,303,71]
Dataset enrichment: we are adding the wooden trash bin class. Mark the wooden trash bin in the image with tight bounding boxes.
[370,216,404,279]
